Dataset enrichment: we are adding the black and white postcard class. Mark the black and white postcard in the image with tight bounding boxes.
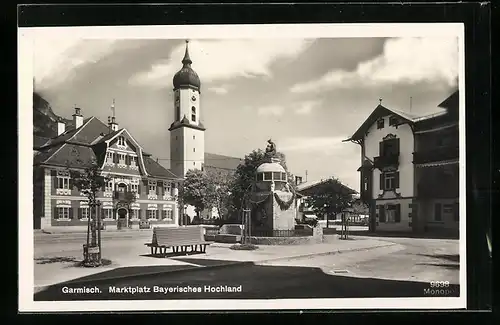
[19,23,466,312]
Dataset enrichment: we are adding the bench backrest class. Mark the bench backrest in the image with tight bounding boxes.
[152,226,204,246]
[219,224,244,236]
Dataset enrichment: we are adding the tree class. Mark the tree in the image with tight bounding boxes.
[68,157,110,266]
[230,148,294,214]
[205,168,234,220]
[303,177,356,229]
[179,169,209,219]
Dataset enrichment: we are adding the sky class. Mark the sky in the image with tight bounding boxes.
[31,31,460,192]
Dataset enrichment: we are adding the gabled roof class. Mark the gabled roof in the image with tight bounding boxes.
[37,117,106,149]
[296,178,357,196]
[204,152,243,171]
[143,157,181,180]
[34,135,50,148]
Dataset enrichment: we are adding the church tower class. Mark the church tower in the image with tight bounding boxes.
[169,40,206,178]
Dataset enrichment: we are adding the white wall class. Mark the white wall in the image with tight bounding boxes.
[375,198,413,232]
[364,115,414,198]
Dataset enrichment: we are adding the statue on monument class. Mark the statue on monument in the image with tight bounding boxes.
[265,138,277,157]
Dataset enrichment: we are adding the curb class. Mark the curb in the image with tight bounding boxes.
[34,241,395,293]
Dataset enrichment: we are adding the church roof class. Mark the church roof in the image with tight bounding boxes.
[173,41,201,90]
[204,152,243,171]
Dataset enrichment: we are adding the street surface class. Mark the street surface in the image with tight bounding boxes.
[34,235,460,301]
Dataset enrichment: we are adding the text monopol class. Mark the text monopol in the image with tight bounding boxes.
[108,285,243,294]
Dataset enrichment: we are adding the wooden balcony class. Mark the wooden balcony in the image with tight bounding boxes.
[413,146,459,165]
[373,154,399,169]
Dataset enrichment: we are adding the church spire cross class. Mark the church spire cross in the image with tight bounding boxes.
[111,99,116,118]
[182,39,192,66]
[379,98,383,105]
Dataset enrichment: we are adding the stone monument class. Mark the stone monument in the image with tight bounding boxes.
[249,141,297,233]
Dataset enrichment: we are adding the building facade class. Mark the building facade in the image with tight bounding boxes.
[33,110,183,230]
[345,90,459,235]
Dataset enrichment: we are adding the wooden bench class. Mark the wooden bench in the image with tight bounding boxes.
[145,226,211,257]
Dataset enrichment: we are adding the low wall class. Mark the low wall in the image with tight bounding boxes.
[250,225,323,245]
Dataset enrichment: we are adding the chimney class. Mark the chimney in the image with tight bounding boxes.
[73,107,83,129]
[57,118,65,136]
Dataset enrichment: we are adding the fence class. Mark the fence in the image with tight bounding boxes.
[252,229,313,237]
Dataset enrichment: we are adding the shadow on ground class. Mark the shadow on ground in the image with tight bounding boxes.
[343,230,459,240]
[34,257,460,301]
[140,251,206,259]
[35,257,79,264]
[417,254,459,263]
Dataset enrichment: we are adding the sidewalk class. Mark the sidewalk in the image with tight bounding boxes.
[34,237,395,290]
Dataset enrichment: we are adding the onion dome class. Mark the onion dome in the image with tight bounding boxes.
[173,40,201,90]
[256,162,285,174]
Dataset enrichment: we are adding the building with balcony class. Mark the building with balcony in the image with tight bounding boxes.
[344,90,459,235]
[33,109,184,230]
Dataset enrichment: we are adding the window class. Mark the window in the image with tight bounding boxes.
[148,181,156,194]
[148,210,158,220]
[106,152,113,163]
[57,176,70,189]
[104,208,113,219]
[118,154,125,164]
[273,172,281,180]
[193,162,196,166]
[163,209,173,220]
[130,184,139,193]
[389,116,399,126]
[175,103,180,121]
[379,204,401,223]
[381,138,400,156]
[193,135,196,140]
[175,136,178,140]
[377,118,384,129]
[193,148,196,152]
[130,156,137,166]
[165,182,172,195]
[191,106,196,122]
[443,204,453,214]
[57,207,70,219]
[384,172,396,190]
[281,173,287,181]
[434,203,442,221]
[105,181,113,193]
[80,207,89,220]
[256,173,264,181]
[117,136,126,146]
[264,172,272,181]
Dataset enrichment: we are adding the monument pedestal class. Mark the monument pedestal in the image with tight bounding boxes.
[251,190,296,233]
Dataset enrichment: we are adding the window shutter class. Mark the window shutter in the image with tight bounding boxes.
[125,155,129,165]
[156,183,160,195]
[78,208,82,219]
[138,183,141,194]
[113,154,119,163]
[54,207,58,219]
[138,209,142,220]
[69,208,74,219]
[379,205,386,222]
[395,172,400,188]
[53,172,57,190]
[395,138,400,155]
[395,204,401,223]
[69,178,74,190]
[379,141,384,156]
[380,173,384,190]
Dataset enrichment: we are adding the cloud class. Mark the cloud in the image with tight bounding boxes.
[290,37,459,93]
[294,100,322,115]
[129,39,313,87]
[207,86,229,95]
[257,105,285,116]
[279,136,346,152]
[33,37,121,91]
